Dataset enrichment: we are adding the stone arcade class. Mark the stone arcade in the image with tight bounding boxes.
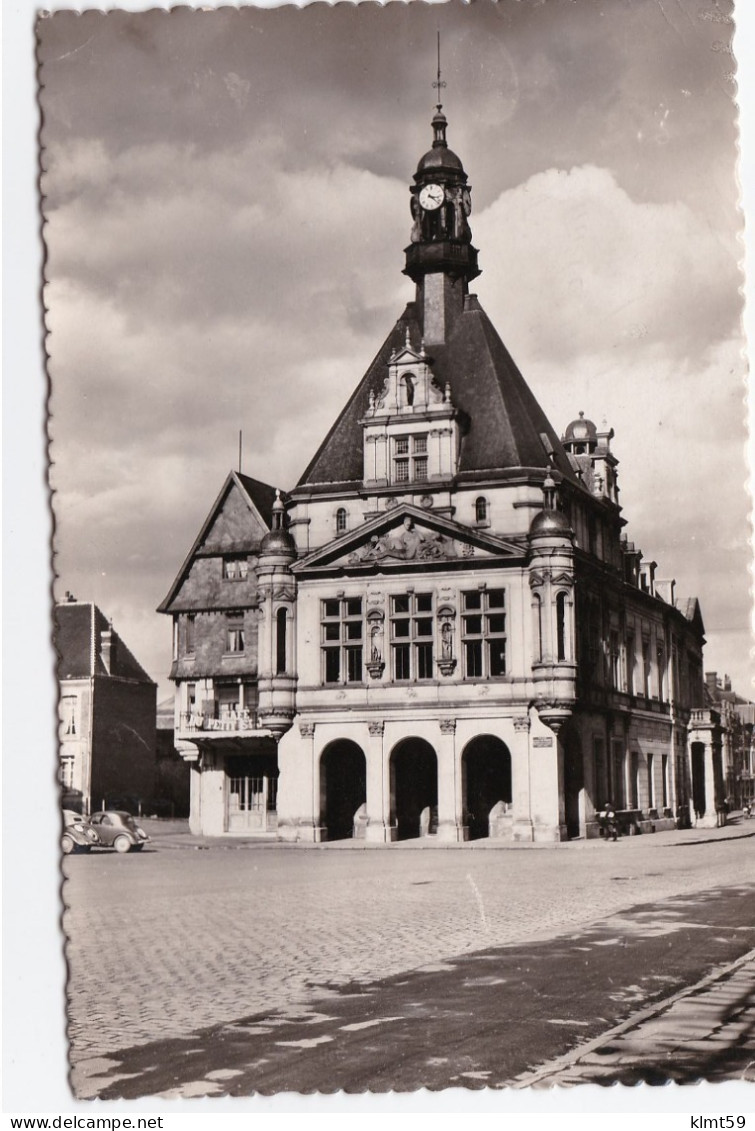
[159,102,720,842]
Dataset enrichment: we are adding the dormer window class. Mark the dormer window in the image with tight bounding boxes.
[393,434,428,484]
[402,374,416,407]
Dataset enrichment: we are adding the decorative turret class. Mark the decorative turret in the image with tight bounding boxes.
[561,411,619,505]
[257,490,297,739]
[528,474,577,733]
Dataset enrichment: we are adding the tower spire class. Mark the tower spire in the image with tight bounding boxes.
[432,30,446,112]
[431,32,448,149]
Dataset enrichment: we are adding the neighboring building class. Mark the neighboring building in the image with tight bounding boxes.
[155,696,191,817]
[703,672,755,809]
[56,595,157,814]
[160,103,716,841]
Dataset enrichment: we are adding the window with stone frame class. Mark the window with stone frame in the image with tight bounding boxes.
[556,592,568,662]
[60,694,78,737]
[656,644,666,701]
[321,597,363,684]
[609,630,620,688]
[625,632,635,694]
[60,756,75,790]
[335,508,348,534]
[390,592,434,680]
[642,639,652,698]
[461,589,506,678]
[392,434,428,484]
[225,613,245,654]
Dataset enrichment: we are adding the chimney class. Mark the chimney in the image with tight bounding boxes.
[101,620,116,674]
[724,675,732,692]
[705,672,718,693]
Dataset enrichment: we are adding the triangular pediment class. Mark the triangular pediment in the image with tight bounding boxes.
[391,345,425,364]
[292,504,525,574]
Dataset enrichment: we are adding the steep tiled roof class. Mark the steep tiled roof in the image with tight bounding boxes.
[55,602,154,683]
[675,596,705,636]
[157,470,278,614]
[55,603,95,679]
[297,298,577,488]
[236,473,279,528]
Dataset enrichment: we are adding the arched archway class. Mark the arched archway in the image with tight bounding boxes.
[320,740,366,841]
[462,735,512,840]
[390,738,438,841]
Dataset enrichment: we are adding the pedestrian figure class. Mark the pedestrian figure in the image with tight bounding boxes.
[599,801,619,842]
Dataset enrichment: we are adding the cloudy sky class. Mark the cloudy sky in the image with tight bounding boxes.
[38,0,750,698]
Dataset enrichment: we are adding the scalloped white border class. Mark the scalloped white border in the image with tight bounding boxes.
[5,0,754,1118]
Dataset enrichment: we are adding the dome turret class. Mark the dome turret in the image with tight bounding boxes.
[562,411,598,454]
[260,489,296,558]
[529,473,573,540]
[415,109,466,177]
[530,508,572,537]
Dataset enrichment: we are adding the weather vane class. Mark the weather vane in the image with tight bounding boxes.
[432,30,446,109]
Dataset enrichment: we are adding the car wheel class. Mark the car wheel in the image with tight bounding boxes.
[62,834,75,855]
[114,835,131,854]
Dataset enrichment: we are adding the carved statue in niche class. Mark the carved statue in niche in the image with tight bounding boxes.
[441,621,453,660]
[370,623,382,662]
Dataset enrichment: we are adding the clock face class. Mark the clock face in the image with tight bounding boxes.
[419,183,445,211]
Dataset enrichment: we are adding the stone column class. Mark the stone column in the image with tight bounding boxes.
[365,721,391,843]
[511,715,534,841]
[276,722,321,841]
[436,719,464,842]
[182,747,202,835]
[700,739,720,828]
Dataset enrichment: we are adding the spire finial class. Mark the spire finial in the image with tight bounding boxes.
[432,31,446,112]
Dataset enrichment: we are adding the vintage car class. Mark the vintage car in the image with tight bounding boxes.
[62,810,101,855]
[88,810,150,853]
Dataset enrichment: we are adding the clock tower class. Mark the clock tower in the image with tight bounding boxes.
[404,101,480,346]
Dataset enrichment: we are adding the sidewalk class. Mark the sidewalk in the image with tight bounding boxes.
[513,949,755,1087]
[143,814,755,852]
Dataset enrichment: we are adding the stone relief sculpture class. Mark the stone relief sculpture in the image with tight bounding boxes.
[348,517,462,564]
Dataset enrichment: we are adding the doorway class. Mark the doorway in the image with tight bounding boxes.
[390,738,438,840]
[462,735,512,840]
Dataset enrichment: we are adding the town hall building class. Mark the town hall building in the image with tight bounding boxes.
[159,101,723,842]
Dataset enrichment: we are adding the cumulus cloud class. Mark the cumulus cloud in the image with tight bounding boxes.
[474,165,741,365]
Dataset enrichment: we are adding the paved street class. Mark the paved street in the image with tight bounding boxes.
[63,821,755,1098]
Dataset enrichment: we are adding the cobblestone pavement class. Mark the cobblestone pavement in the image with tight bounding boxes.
[70,879,755,1099]
[514,951,755,1087]
[63,821,754,1072]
